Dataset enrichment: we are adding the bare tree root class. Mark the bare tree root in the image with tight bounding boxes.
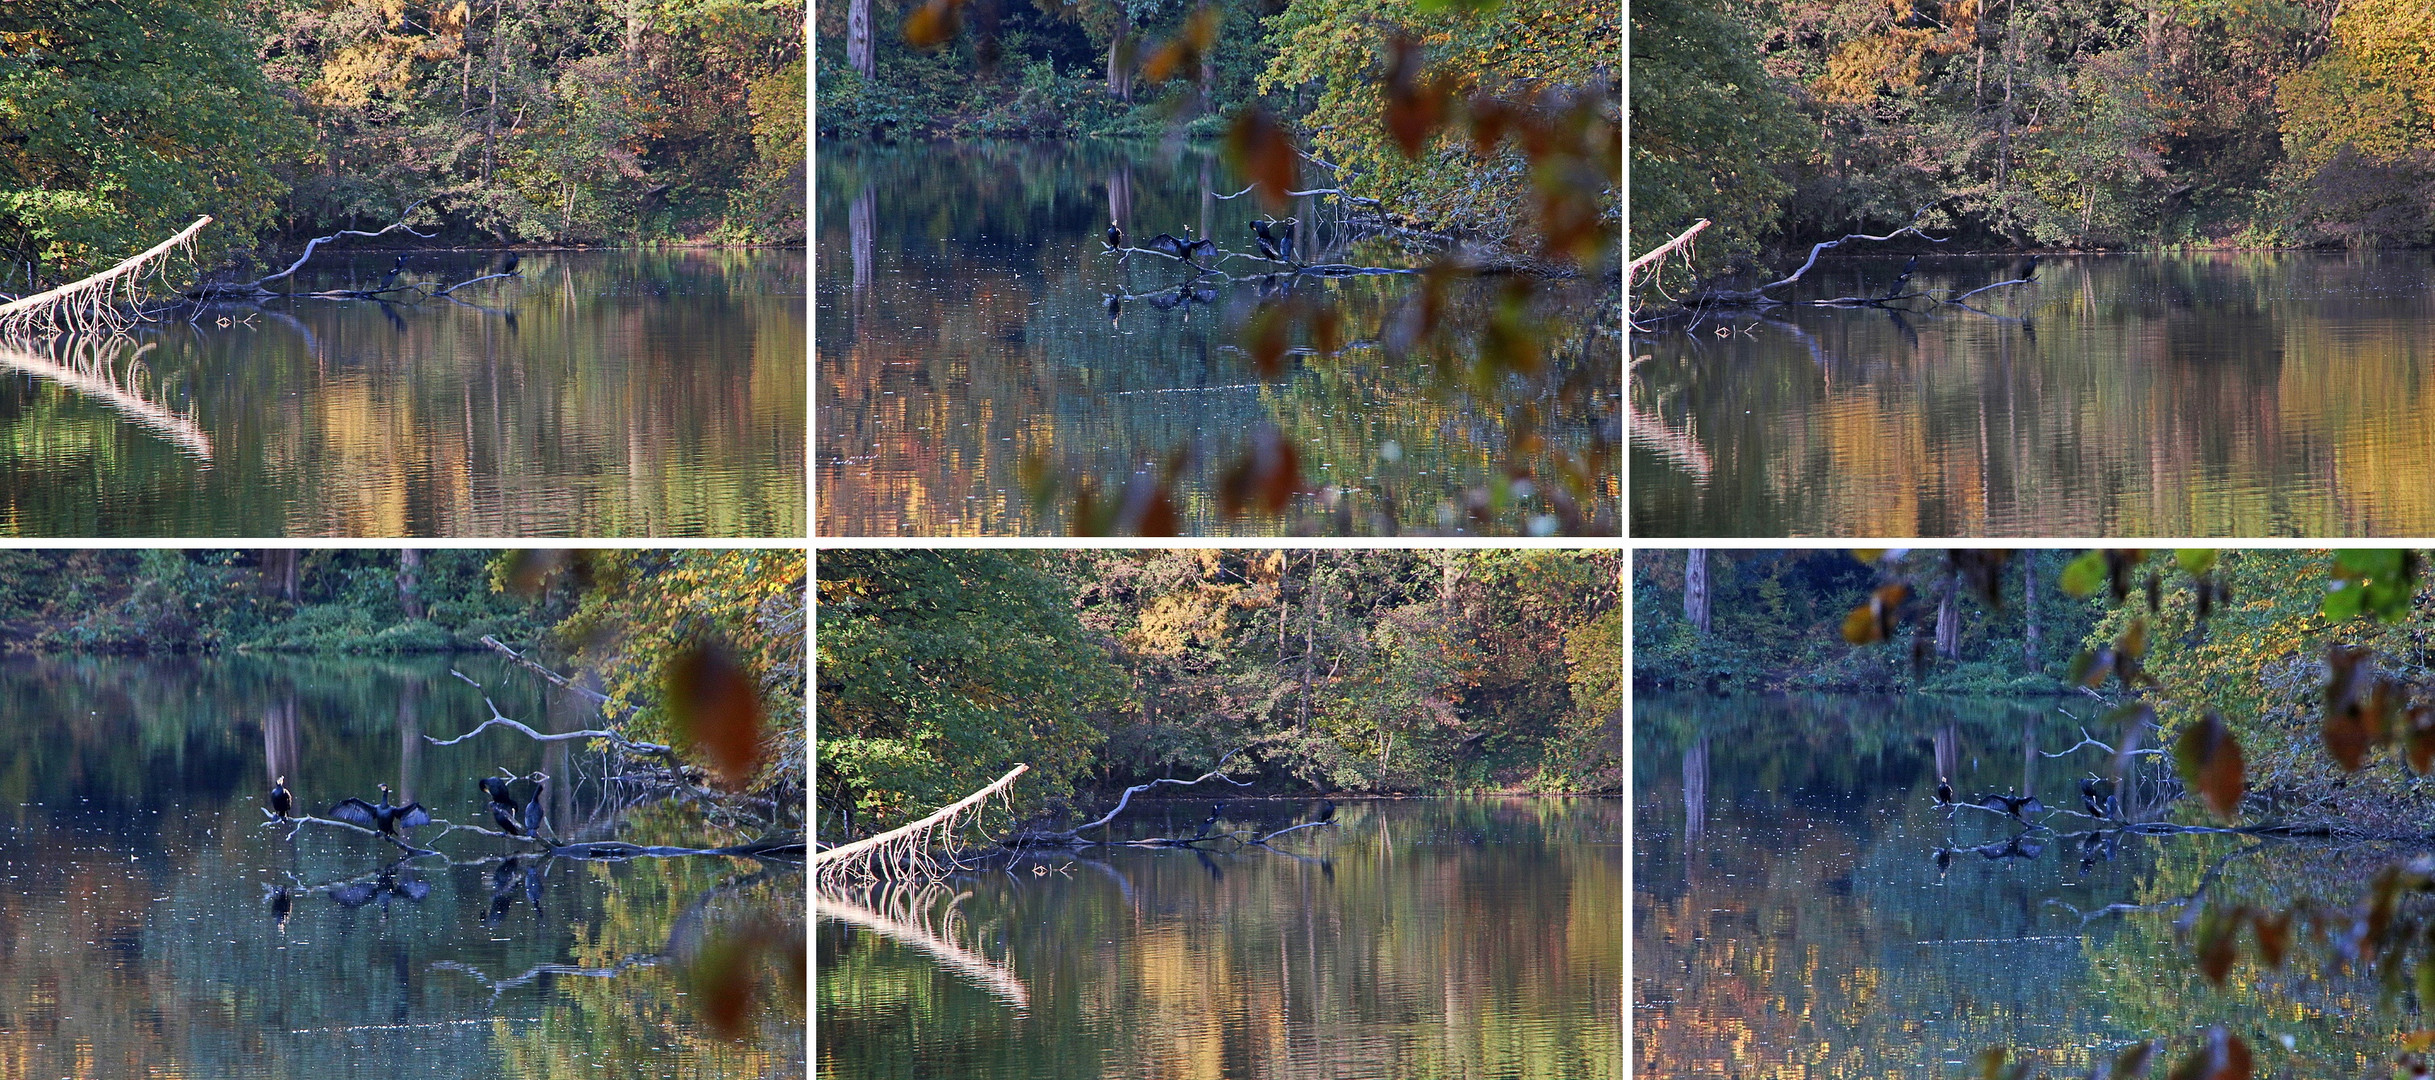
[816,764,1030,885]
[0,216,213,336]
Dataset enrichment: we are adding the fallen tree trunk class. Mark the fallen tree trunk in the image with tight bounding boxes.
[815,764,1030,884]
[0,216,213,336]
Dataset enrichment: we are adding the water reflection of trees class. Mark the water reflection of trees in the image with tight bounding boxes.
[0,655,804,1079]
[817,140,1616,536]
[1633,253,2435,537]
[820,799,1620,1079]
[0,251,805,537]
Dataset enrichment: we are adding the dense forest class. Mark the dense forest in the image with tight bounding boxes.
[0,0,803,290]
[815,0,1618,253]
[1633,0,2435,257]
[1634,549,2104,694]
[0,548,806,787]
[815,549,1621,837]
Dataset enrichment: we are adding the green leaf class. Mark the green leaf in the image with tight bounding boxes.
[2060,551,2109,597]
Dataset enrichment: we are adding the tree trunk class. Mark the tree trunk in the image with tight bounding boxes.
[399,549,425,621]
[2023,555,2042,669]
[848,0,873,77]
[1299,553,1321,729]
[1936,566,1960,659]
[1683,550,1710,633]
[1107,22,1133,103]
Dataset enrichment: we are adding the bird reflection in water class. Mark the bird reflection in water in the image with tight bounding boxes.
[329,864,433,910]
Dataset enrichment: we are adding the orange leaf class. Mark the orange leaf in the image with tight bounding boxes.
[665,640,766,789]
[2175,712,2244,821]
[1226,108,1300,212]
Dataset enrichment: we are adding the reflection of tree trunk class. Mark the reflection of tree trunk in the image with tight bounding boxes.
[398,677,424,805]
[847,0,873,77]
[1107,164,1134,237]
[1199,155,1214,245]
[1684,550,1710,633]
[2020,713,2037,799]
[849,185,875,295]
[399,549,425,621]
[1934,723,1958,798]
[1683,735,1708,880]
[263,697,299,790]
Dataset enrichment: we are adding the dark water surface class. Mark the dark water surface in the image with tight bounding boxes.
[0,250,805,537]
[817,798,1620,1079]
[816,139,1619,536]
[1631,252,2435,536]
[0,654,803,1078]
[1636,694,2427,1078]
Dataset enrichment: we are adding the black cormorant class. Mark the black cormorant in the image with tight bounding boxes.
[2080,777,2110,817]
[1252,219,1281,261]
[522,771,554,844]
[1107,221,1124,250]
[269,776,293,820]
[480,775,526,836]
[1982,793,2044,823]
[379,255,406,290]
[1935,776,1953,806]
[501,252,521,275]
[1144,233,1187,259]
[329,784,431,836]
[1314,799,1337,824]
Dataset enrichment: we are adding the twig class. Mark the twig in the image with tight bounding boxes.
[480,636,618,711]
[423,694,672,756]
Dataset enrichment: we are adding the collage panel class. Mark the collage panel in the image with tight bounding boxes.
[1,2,806,539]
[1634,548,2435,1077]
[0,548,806,1077]
[1629,1,2435,539]
[812,548,1623,1078]
[812,0,1621,538]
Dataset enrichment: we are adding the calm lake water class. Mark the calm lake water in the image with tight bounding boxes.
[1637,694,2432,1078]
[1631,252,2435,536]
[0,250,805,537]
[816,139,1620,536]
[0,653,803,1079]
[817,797,1621,1079]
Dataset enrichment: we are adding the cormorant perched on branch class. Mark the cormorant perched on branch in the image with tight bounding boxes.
[479,774,525,836]
[1252,219,1283,261]
[1195,801,1226,839]
[329,784,431,836]
[379,255,406,290]
[522,771,555,844]
[1935,776,1953,806]
[2080,776,2112,817]
[1143,232,1188,258]
[1313,799,1337,824]
[268,776,293,820]
[1106,221,1124,250]
[501,252,522,275]
[1981,793,2044,823]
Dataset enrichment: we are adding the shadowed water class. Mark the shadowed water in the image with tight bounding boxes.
[1631,252,2435,537]
[0,250,805,537]
[818,797,1620,1079]
[1636,694,2433,1078]
[816,139,1619,536]
[0,653,803,1079]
